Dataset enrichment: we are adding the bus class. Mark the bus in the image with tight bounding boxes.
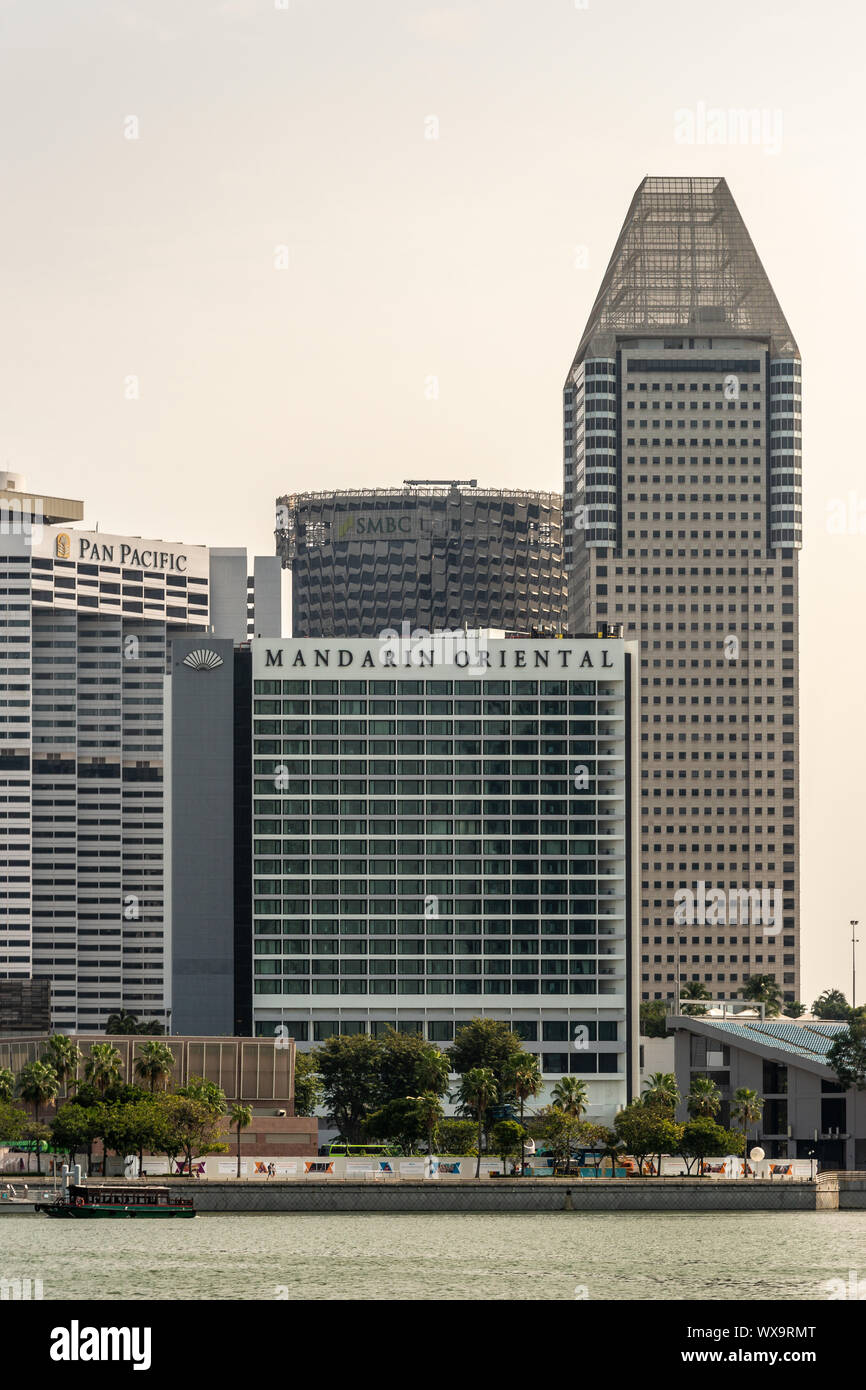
[323,1142,403,1158]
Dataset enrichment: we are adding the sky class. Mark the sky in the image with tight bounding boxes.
[0,0,863,1007]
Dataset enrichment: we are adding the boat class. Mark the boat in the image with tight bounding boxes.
[35,1168,195,1219]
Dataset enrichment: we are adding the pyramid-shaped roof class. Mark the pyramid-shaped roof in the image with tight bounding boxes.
[570,177,798,368]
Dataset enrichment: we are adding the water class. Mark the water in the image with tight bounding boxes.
[2,1210,863,1299]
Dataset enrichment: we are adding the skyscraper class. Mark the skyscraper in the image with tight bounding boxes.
[277,481,566,637]
[563,178,801,1005]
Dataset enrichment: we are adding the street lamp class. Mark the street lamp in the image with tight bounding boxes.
[851,921,859,1012]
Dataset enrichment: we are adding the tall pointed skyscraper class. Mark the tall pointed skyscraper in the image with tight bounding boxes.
[564,177,801,1006]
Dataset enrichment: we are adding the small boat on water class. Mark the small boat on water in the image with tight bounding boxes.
[34,1165,195,1219]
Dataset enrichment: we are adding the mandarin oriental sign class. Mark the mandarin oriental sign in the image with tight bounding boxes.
[252,636,625,678]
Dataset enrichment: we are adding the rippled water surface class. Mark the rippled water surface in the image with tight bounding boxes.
[2,1210,863,1300]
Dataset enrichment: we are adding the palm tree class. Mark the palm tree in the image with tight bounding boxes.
[642,1072,680,1111]
[408,1092,445,1159]
[41,1034,82,1096]
[741,975,782,1017]
[84,1043,123,1096]
[811,988,851,1021]
[229,1104,253,1178]
[106,1009,139,1035]
[687,1075,721,1120]
[0,1066,14,1103]
[731,1087,764,1173]
[134,1040,176,1093]
[783,1001,806,1019]
[680,980,710,1017]
[16,1061,59,1175]
[503,1054,543,1175]
[457,1067,497,1178]
[550,1076,588,1121]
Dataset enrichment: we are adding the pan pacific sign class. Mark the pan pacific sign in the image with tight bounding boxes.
[37,528,209,579]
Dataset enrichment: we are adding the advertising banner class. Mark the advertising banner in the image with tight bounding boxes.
[304,1160,335,1176]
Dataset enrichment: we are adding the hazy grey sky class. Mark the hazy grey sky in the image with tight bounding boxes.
[1,0,863,1005]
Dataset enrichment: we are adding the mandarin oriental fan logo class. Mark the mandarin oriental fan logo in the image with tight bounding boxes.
[182,649,223,671]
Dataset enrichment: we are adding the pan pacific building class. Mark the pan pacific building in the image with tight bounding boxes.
[276,482,567,637]
[0,472,281,1034]
[250,631,640,1122]
[563,178,801,1005]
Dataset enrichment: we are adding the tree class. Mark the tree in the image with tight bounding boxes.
[540,1106,585,1168]
[106,1010,140,1035]
[687,1076,721,1120]
[229,1104,253,1179]
[550,1076,588,1121]
[175,1076,226,1118]
[84,1043,123,1096]
[827,1018,866,1090]
[135,1019,166,1036]
[731,1087,764,1168]
[812,988,851,1021]
[502,1053,542,1176]
[293,1052,321,1117]
[100,1101,161,1176]
[408,1092,445,1157]
[377,1030,450,1108]
[154,1095,226,1173]
[614,1102,682,1175]
[680,980,710,1017]
[316,1033,381,1143]
[576,1121,612,1177]
[17,1060,60,1133]
[456,1067,497,1178]
[437,1118,477,1155]
[783,1001,806,1019]
[134,1041,176,1093]
[21,1121,52,1175]
[640,1000,669,1038]
[364,1098,425,1153]
[491,1119,525,1171]
[741,975,782,1017]
[51,1103,102,1175]
[0,1067,14,1103]
[679,1118,733,1175]
[642,1072,680,1111]
[0,1100,26,1142]
[41,1035,82,1095]
[449,1019,523,1095]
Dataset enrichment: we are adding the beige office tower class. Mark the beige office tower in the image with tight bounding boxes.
[563,178,801,1006]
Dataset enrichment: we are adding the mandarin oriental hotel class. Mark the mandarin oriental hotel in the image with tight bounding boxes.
[251,634,640,1120]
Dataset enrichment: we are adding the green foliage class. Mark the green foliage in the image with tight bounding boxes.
[292,1051,321,1117]
[550,1076,588,1119]
[641,1072,680,1111]
[316,1033,381,1143]
[363,1097,424,1153]
[679,1117,734,1173]
[614,1102,682,1168]
[540,1106,585,1165]
[134,1041,177,1093]
[0,1100,27,1142]
[40,1035,83,1090]
[436,1118,477,1155]
[490,1119,525,1165]
[827,1018,866,1090]
[783,1001,806,1019]
[639,1000,670,1038]
[16,1060,60,1121]
[812,988,851,1021]
[84,1043,123,1095]
[175,1076,226,1117]
[680,980,711,1016]
[449,1019,523,1093]
[456,1067,498,1178]
[51,1102,103,1166]
[377,1030,450,1105]
[0,1068,14,1103]
[687,1075,721,1119]
[152,1094,227,1170]
[731,1087,764,1155]
[741,975,783,1017]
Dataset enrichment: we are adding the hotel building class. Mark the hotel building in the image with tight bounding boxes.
[250,631,640,1122]
[563,178,801,1004]
[0,472,280,1033]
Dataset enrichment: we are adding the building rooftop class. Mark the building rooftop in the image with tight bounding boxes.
[671,1015,848,1072]
[570,176,799,366]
